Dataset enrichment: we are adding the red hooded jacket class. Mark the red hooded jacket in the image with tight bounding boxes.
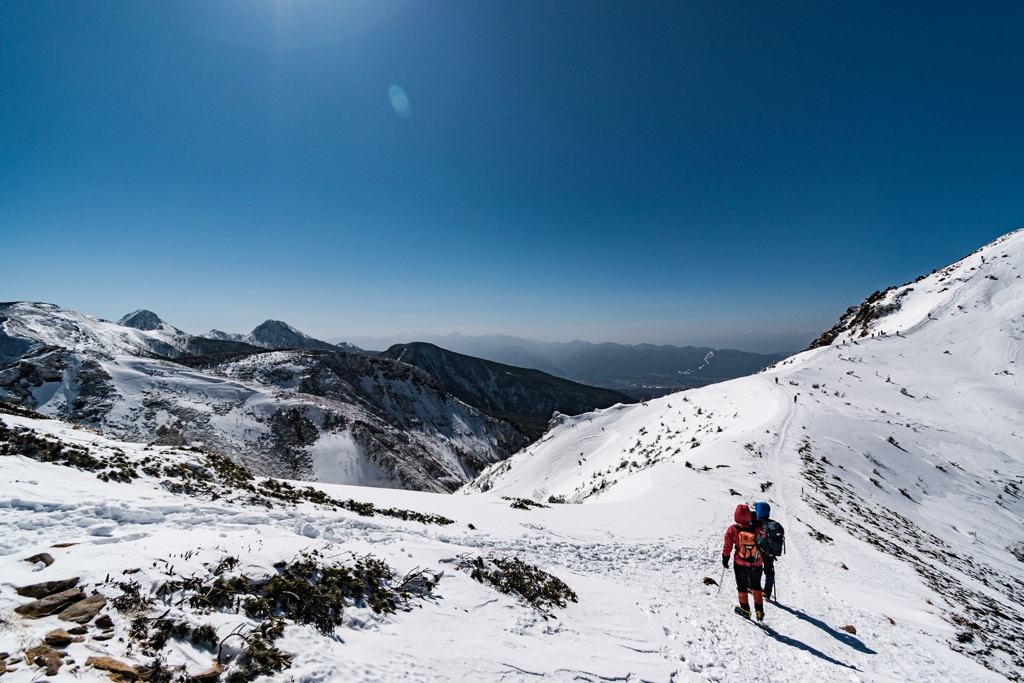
[723,504,765,567]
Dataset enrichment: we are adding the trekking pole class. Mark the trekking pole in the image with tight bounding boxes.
[717,564,725,594]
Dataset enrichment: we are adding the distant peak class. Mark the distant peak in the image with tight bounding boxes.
[117,309,166,331]
[246,319,336,351]
[252,319,301,335]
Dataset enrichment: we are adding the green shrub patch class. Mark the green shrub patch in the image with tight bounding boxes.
[1,417,454,526]
[0,418,139,482]
[114,550,439,682]
[457,555,576,615]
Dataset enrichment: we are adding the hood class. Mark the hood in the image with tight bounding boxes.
[734,504,751,527]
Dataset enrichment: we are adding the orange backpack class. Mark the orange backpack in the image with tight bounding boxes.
[736,527,760,563]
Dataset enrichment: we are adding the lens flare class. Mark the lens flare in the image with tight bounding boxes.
[388,85,410,118]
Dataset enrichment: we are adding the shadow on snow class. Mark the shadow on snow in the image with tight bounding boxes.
[773,602,877,655]
[756,623,860,670]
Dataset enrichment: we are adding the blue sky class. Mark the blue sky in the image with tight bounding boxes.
[2,1,1023,352]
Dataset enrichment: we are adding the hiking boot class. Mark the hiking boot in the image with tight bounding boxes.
[734,605,751,619]
[755,606,765,622]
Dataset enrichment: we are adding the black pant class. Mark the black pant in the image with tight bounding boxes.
[763,555,775,579]
[734,564,763,593]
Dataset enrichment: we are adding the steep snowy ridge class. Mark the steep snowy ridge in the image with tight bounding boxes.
[809,228,1024,347]
[466,228,1024,679]
[1,302,193,359]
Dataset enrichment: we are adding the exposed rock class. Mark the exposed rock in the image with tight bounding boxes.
[93,633,114,642]
[188,661,223,683]
[1009,541,1024,563]
[58,593,106,624]
[0,659,5,675]
[24,552,54,567]
[44,629,73,646]
[16,577,80,599]
[839,624,857,634]
[14,587,85,617]
[67,626,88,635]
[25,644,63,676]
[86,656,138,680]
[94,614,114,629]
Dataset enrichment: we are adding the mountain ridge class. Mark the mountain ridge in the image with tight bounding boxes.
[466,227,1024,678]
[344,332,786,399]
[1,303,644,492]
[379,342,635,439]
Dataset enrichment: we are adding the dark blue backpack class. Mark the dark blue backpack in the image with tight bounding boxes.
[758,520,785,557]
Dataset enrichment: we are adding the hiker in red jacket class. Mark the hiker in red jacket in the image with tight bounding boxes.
[722,503,766,621]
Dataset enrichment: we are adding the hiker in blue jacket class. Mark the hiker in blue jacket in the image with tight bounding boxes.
[754,502,785,601]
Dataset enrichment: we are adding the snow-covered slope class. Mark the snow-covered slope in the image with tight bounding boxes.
[0,383,1007,683]
[466,228,1024,678]
[0,303,193,360]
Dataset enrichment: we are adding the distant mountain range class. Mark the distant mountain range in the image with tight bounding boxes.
[188,321,784,400]
[378,342,635,439]
[0,304,630,491]
[0,302,790,491]
[341,333,786,399]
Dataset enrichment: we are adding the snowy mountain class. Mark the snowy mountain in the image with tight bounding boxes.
[116,309,182,334]
[1,230,1023,682]
[204,320,367,354]
[465,228,1024,678]
[245,319,339,351]
[0,303,526,491]
[1,302,191,359]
